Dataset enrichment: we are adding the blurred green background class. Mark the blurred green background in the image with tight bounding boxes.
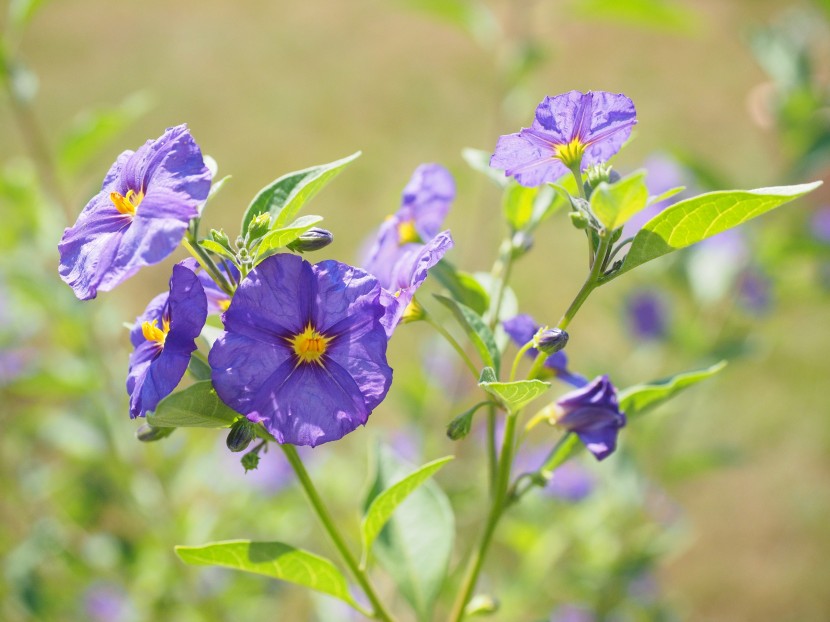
[2,0,829,620]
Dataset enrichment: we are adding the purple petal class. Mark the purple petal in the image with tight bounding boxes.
[490,132,567,187]
[399,163,455,240]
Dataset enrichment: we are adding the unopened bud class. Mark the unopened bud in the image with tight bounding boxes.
[226,419,256,453]
[537,328,568,355]
[241,451,261,473]
[583,163,620,197]
[464,594,499,617]
[247,213,271,240]
[210,228,232,251]
[287,228,334,253]
[569,211,590,230]
[400,298,426,324]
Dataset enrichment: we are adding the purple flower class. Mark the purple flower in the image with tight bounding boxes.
[502,314,587,387]
[553,376,626,461]
[127,262,207,418]
[83,582,130,622]
[209,253,393,447]
[491,91,637,187]
[626,290,669,340]
[363,164,455,336]
[738,267,771,314]
[549,604,595,622]
[545,461,595,502]
[59,125,211,300]
[811,206,830,243]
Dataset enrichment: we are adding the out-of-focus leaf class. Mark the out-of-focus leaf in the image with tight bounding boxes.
[463,147,507,188]
[361,455,453,555]
[606,182,822,280]
[364,444,454,622]
[570,0,701,34]
[8,0,46,34]
[58,92,154,174]
[400,0,498,45]
[618,361,727,419]
[241,151,360,233]
[431,261,490,316]
[478,367,549,414]
[176,541,358,607]
[590,170,648,231]
[147,381,239,428]
[434,294,500,373]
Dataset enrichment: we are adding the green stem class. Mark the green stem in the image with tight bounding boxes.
[281,445,397,622]
[182,236,234,296]
[556,233,612,331]
[509,338,535,382]
[486,406,497,495]
[425,313,480,380]
[488,239,514,331]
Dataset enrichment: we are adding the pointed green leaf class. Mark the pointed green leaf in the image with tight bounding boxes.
[147,381,239,428]
[430,261,490,316]
[477,367,549,413]
[608,182,822,280]
[589,170,648,231]
[198,239,237,263]
[258,214,324,254]
[361,455,453,555]
[176,540,358,607]
[619,361,727,419]
[364,444,454,622]
[186,354,212,381]
[241,151,360,233]
[434,294,500,373]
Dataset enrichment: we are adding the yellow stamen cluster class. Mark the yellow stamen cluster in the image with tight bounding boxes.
[142,318,170,348]
[396,219,420,245]
[554,138,586,169]
[110,188,144,217]
[290,324,331,365]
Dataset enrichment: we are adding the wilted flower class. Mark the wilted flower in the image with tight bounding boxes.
[363,164,455,335]
[59,125,211,300]
[491,91,637,187]
[209,254,392,447]
[552,375,626,461]
[127,262,207,418]
[502,314,587,387]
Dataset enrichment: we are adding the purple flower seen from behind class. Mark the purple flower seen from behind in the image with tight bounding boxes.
[491,91,637,187]
[209,253,393,447]
[554,375,626,461]
[127,262,207,418]
[364,164,455,336]
[59,125,211,300]
[626,290,669,341]
[503,314,587,387]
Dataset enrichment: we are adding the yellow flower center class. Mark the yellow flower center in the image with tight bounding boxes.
[554,138,586,169]
[110,188,144,217]
[396,219,420,245]
[290,324,331,365]
[218,298,231,312]
[142,318,170,348]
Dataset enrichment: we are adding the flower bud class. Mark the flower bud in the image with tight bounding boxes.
[210,228,233,252]
[536,328,568,354]
[136,423,174,442]
[400,298,426,324]
[464,595,499,617]
[287,228,334,253]
[247,212,271,241]
[226,419,256,453]
[241,451,260,473]
[569,211,590,230]
[583,163,621,197]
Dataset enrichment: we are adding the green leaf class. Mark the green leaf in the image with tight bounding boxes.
[258,214,324,254]
[647,185,684,207]
[8,0,46,34]
[589,170,648,231]
[176,541,358,608]
[608,182,822,280]
[462,147,507,188]
[364,444,454,622]
[206,174,232,203]
[198,239,238,263]
[502,182,560,233]
[540,432,581,475]
[477,367,549,413]
[361,455,453,556]
[571,0,701,34]
[186,354,212,381]
[147,381,240,428]
[619,361,727,419]
[241,151,360,233]
[58,92,154,174]
[446,401,491,440]
[430,261,490,316]
[433,294,500,373]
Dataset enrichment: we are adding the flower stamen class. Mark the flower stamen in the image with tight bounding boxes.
[142,318,170,348]
[396,219,420,244]
[290,324,331,365]
[110,188,144,217]
[554,138,586,169]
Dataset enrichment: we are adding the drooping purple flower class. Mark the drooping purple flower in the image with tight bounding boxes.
[553,375,626,461]
[363,164,455,336]
[502,314,587,387]
[127,262,207,418]
[59,125,211,300]
[625,290,669,341]
[491,91,637,187]
[209,253,393,447]
[810,206,830,243]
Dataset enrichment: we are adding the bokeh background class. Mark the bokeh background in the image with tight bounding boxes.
[2,0,829,620]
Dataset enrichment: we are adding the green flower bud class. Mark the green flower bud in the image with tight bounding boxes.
[226,419,256,453]
[287,228,334,253]
[241,451,261,473]
[209,228,233,252]
[247,212,271,241]
[569,211,590,230]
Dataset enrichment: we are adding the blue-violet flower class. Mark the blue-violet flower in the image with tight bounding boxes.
[503,314,587,387]
[209,253,393,447]
[553,375,626,461]
[59,125,211,300]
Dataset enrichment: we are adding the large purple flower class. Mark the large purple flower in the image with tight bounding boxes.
[209,253,393,447]
[503,314,587,387]
[491,91,637,187]
[127,262,207,418]
[363,164,455,336]
[59,125,211,300]
[553,375,626,461]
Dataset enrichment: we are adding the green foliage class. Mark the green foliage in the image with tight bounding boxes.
[146,381,240,429]
[502,181,559,233]
[241,151,360,233]
[361,455,454,557]
[589,170,648,231]
[462,147,507,188]
[186,354,212,381]
[619,361,727,419]
[571,0,700,33]
[176,541,359,608]
[606,182,822,280]
[434,294,500,373]
[258,214,324,254]
[431,261,490,316]
[364,444,454,622]
[478,367,550,414]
